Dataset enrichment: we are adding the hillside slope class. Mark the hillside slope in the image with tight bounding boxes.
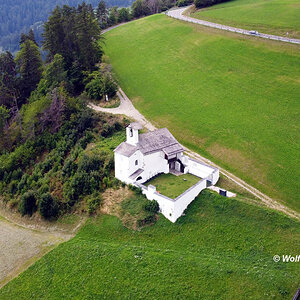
[103,14,300,212]
[1,191,299,299]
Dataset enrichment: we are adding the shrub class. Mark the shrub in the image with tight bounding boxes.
[78,154,104,173]
[38,193,58,219]
[194,0,231,8]
[101,123,114,138]
[177,0,193,7]
[144,200,159,213]
[137,215,156,227]
[103,176,111,188]
[62,157,77,178]
[86,193,102,215]
[102,74,117,98]
[38,184,50,195]
[8,180,18,195]
[128,184,142,195]
[17,173,30,194]
[19,191,37,216]
[85,75,103,100]
[113,121,123,131]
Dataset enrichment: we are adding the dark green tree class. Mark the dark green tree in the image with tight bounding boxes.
[108,7,119,26]
[15,39,43,102]
[37,54,68,94]
[20,29,38,46]
[43,4,103,94]
[18,190,37,216]
[0,51,18,108]
[131,0,151,18]
[0,105,10,135]
[118,7,131,23]
[75,3,103,72]
[39,193,58,219]
[97,0,108,28]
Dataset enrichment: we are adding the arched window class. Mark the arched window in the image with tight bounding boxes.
[129,128,133,137]
[135,160,138,166]
[136,176,142,181]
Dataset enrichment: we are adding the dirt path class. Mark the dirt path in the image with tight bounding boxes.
[89,89,156,131]
[166,6,300,45]
[0,206,86,289]
[90,89,300,221]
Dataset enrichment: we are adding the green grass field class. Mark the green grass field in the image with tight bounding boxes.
[1,191,299,299]
[191,0,300,38]
[146,173,200,198]
[103,14,300,212]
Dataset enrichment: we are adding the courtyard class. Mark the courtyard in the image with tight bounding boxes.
[145,173,201,199]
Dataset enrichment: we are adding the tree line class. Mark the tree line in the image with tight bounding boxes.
[0,0,134,54]
[0,2,125,219]
[194,0,232,9]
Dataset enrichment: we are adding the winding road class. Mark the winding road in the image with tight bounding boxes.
[90,89,300,221]
[166,6,300,45]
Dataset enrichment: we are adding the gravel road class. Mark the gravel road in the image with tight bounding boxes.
[0,218,68,288]
[166,6,300,45]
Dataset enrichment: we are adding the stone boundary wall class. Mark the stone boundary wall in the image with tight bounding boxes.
[135,156,219,222]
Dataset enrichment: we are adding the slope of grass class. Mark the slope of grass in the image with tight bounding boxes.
[103,14,300,212]
[191,0,300,38]
[146,173,200,198]
[1,190,299,299]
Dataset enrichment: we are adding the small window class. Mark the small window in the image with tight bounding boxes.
[129,128,133,137]
[135,160,138,166]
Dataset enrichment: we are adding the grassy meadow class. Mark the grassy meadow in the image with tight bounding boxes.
[103,14,300,212]
[146,173,200,198]
[1,191,299,299]
[191,0,300,38]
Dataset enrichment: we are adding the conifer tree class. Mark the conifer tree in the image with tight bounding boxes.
[15,39,43,102]
[0,51,18,108]
[97,0,108,28]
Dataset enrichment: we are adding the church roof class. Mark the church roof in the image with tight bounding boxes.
[114,128,184,157]
[114,142,138,157]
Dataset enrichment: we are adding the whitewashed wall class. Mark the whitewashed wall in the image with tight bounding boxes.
[172,179,207,222]
[137,183,175,222]
[127,150,143,178]
[115,150,169,184]
[134,155,220,223]
[116,149,220,222]
[181,156,219,185]
[141,151,169,183]
[114,152,130,183]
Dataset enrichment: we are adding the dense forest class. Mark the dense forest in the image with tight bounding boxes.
[0,0,134,54]
[0,3,128,219]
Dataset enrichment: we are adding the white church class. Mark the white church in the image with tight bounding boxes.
[114,123,219,222]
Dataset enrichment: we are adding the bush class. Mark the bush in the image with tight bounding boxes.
[78,154,104,173]
[137,215,156,227]
[85,75,103,100]
[19,191,37,216]
[86,193,102,215]
[177,0,193,7]
[194,0,231,9]
[62,157,77,178]
[101,123,114,138]
[38,193,58,219]
[128,184,142,195]
[144,200,159,213]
